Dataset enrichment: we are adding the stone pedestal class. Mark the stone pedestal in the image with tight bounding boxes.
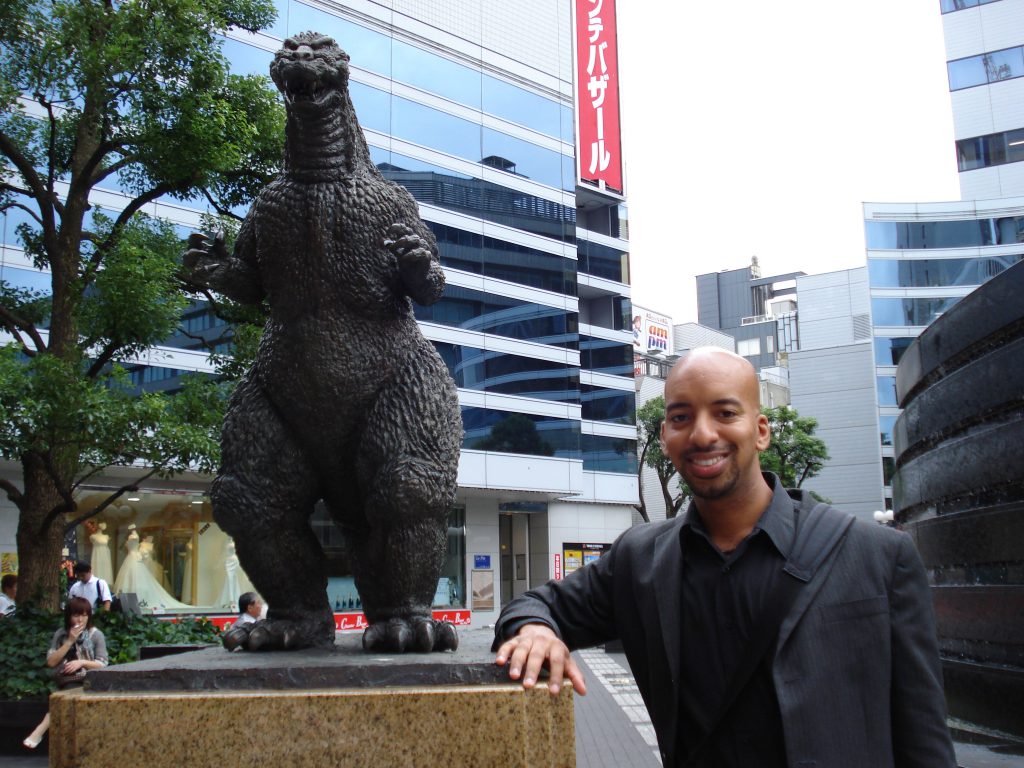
[49,629,574,767]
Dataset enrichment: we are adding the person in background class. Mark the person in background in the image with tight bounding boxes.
[236,592,262,626]
[67,560,111,612]
[0,574,16,616]
[23,596,109,749]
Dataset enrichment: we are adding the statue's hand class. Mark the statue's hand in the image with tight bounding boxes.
[181,230,229,288]
[385,223,433,288]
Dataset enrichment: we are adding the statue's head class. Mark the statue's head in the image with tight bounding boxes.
[271,32,350,114]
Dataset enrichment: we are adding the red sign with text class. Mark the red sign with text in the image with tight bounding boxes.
[554,553,562,581]
[200,610,472,632]
[575,0,623,193]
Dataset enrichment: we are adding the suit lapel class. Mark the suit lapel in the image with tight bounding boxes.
[776,533,846,652]
[652,522,683,686]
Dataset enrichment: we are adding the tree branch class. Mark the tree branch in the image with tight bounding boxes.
[0,181,34,198]
[0,304,47,353]
[0,477,25,508]
[0,200,44,226]
[86,180,188,276]
[0,129,48,202]
[634,436,651,523]
[84,341,120,379]
[63,468,159,532]
[200,187,245,221]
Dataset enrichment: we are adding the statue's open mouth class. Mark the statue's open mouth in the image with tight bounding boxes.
[284,79,326,104]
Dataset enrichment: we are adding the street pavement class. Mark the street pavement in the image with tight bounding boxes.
[2,644,1021,767]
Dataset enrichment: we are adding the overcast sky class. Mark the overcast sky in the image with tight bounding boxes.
[615,1,962,323]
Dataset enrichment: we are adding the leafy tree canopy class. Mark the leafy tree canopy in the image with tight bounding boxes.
[0,0,283,608]
[759,405,830,489]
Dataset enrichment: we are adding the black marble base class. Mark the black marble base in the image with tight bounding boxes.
[86,628,509,693]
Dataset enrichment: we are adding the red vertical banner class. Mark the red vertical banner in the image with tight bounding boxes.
[575,0,623,194]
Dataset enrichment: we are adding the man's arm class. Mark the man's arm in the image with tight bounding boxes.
[889,533,957,767]
[493,532,624,695]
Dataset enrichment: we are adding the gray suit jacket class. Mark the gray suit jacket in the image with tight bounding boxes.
[494,482,956,767]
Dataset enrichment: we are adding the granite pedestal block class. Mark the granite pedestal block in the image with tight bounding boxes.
[48,629,575,767]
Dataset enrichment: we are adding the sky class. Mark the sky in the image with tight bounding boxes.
[615,1,963,323]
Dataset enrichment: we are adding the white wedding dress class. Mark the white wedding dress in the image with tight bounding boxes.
[89,531,113,583]
[113,532,191,609]
[216,540,244,610]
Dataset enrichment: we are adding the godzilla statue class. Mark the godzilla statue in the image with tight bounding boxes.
[183,31,463,653]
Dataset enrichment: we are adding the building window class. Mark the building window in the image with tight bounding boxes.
[948,46,1024,91]
[941,0,1003,13]
[871,297,962,327]
[877,376,899,407]
[879,414,898,447]
[736,337,761,357]
[71,488,238,612]
[868,255,1024,287]
[865,216,1024,249]
[956,127,1024,171]
[873,337,915,366]
[882,457,896,486]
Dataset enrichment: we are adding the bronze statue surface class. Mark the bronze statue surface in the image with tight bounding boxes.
[184,31,463,653]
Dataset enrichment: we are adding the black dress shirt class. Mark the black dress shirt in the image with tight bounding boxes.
[676,474,795,767]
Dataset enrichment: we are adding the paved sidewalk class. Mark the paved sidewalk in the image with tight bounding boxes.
[571,646,1024,768]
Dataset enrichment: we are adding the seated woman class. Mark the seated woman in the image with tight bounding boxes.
[23,596,109,749]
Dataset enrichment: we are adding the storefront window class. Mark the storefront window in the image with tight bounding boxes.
[72,488,254,613]
[317,503,466,611]
[72,489,466,615]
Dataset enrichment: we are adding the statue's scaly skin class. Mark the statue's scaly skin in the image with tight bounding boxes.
[184,32,463,652]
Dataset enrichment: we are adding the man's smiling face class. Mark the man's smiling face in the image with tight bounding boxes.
[660,349,770,503]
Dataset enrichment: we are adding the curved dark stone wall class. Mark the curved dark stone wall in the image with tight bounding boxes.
[893,260,1024,739]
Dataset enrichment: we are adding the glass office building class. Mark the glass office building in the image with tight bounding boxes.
[0,0,637,623]
[864,198,1024,508]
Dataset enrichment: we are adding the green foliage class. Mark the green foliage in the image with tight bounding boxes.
[0,607,222,700]
[475,413,554,456]
[0,606,59,700]
[635,396,690,520]
[0,0,283,607]
[759,405,830,488]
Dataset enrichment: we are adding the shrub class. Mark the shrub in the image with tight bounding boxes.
[0,607,221,699]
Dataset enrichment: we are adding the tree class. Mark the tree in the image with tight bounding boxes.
[475,414,554,456]
[759,405,830,489]
[635,396,689,522]
[0,0,284,608]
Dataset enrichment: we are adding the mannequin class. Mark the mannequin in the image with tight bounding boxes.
[180,540,194,605]
[217,538,243,611]
[89,522,113,583]
[140,535,169,588]
[113,525,190,610]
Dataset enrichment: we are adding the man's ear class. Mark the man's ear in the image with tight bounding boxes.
[756,412,771,452]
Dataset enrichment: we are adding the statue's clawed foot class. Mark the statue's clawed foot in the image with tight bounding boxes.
[222,618,334,651]
[362,617,458,653]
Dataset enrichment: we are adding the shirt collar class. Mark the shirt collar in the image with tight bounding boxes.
[681,472,796,559]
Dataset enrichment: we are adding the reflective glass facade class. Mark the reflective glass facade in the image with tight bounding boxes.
[948,46,1024,91]
[956,127,1024,172]
[866,205,1021,505]
[868,255,1024,287]
[865,216,1024,249]
[941,0,1003,12]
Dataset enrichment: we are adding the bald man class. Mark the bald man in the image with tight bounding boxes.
[493,348,954,768]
